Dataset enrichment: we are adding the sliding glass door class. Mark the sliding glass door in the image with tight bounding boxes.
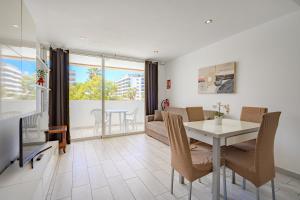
[69,54,103,139]
[69,53,144,139]
[103,58,145,136]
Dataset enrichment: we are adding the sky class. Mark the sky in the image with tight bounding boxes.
[1,58,144,83]
[70,65,144,83]
[1,58,36,75]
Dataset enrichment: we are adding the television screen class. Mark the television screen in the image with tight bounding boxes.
[0,45,37,120]
[19,113,46,167]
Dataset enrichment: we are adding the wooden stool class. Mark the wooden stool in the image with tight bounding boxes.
[45,125,67,153]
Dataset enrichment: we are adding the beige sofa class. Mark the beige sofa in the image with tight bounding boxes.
[145,107,215,145]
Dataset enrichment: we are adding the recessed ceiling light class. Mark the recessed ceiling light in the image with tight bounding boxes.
[79,36,87,40]
[205,19,213,24]
[153,50,159,54]
[12,24,19,28]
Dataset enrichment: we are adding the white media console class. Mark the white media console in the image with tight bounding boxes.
[0,141,59,200]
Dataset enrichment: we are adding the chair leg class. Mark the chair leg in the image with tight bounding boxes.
[171,168,174,194]
[223,166,227,200]
[242,178,246,190]
[271,179,276,200]
[188,182,192,200]
[256,187,260,200]
[232,170,236,184]
[179,175,184,184]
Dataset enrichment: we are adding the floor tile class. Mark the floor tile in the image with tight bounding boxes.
[92,186,114,200]
[72,185,92,200]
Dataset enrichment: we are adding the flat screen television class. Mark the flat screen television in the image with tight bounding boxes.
[19,113,46,167]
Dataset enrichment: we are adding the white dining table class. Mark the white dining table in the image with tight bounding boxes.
[184,119,260,200]
[105,109,128,134]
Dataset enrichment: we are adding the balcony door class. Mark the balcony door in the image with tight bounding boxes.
[103,58,145,136]
[69,54,103,139]
[69,54,145,140]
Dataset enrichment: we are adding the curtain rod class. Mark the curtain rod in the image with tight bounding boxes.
[44,43,163,65]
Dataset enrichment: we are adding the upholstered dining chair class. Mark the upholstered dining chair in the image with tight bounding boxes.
[224,112,281,200]
[231,106,268,186]
[164,112,227,200]
[186,107,205,121]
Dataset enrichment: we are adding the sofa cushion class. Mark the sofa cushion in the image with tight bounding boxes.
[154,110,163,121]
[146,121,167,137]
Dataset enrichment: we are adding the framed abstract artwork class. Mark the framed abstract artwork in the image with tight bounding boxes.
[198,62,236,94]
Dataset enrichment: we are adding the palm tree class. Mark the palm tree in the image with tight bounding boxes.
[124,88,137,100]
[88,68,102,79]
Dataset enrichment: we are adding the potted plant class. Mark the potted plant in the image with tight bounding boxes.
[213,102,230,125]
[36,69,46,86]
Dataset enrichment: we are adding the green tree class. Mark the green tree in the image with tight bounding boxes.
[88,68,102,79]
[21,74,36,100]
[69,75,102,100]
[123,88,137,100]
[104,81,119,100]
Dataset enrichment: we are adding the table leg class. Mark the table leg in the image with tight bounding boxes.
[109,113,112,134]
[119,112,122,131]
[124,112,127,133]
[212,137,221,200]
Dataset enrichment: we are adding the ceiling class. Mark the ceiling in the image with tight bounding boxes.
[24,0,300,61]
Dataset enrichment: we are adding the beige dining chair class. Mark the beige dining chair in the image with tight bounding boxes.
[224,112,281,200]
[186,107,205,121]
[186,107,210,149]
[164,112,227,200]
[231,106,268,186]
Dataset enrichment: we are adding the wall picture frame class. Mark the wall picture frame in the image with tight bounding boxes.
[198,62,236,94]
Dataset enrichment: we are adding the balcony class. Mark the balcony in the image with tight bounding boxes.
[70,100,144,139]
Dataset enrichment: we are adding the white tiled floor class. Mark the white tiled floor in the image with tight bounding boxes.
[48,134,300,200]
[70,123,145,139]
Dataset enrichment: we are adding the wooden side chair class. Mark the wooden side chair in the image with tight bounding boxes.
[224,112,281,200]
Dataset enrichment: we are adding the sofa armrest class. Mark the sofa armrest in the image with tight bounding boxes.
[145,115,154,122]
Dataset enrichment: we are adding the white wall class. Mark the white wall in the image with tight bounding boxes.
[164,11,300,174]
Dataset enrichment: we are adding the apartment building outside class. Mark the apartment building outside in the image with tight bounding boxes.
[0,63,23,98]
[115,74,144,100]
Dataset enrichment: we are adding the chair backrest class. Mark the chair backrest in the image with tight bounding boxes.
[255,112,281,185]
[164,112,194,177]
[240,106,268,123]
[165,107,189,122]
[186,107,205,122]
[90,109,102,123]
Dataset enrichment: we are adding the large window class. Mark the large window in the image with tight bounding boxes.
[68,53,144,139]
[0,45,36,119]
[104,58,144,135]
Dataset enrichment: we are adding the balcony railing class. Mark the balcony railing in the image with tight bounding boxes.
[70,100,144,139]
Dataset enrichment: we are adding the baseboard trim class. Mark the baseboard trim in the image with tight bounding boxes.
[71,131,145,141]
[276,167,300,179]
[102,131,144,139]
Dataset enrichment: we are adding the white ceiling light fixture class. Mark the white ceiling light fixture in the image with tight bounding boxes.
[12,24,19,28]
[205,19,213,24]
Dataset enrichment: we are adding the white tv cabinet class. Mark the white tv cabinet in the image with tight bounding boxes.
[0,141,59,200]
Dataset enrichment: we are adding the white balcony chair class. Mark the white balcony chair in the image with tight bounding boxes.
[125,108,138,132]
[90,109,107,135]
